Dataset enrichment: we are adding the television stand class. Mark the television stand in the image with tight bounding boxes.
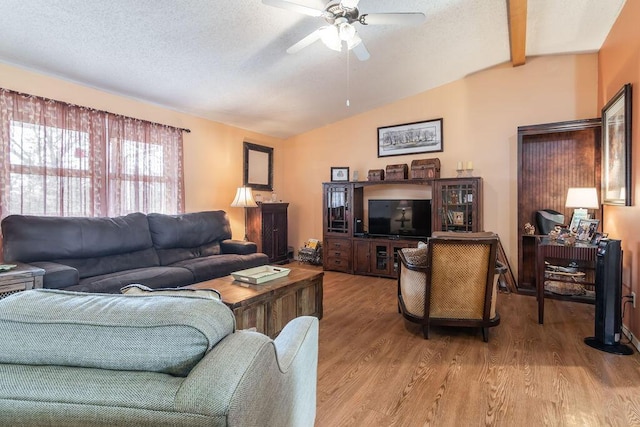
[353,236,419,278]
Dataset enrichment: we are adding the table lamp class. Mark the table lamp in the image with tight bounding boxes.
[565,187,599,232]
[231,186,257,240]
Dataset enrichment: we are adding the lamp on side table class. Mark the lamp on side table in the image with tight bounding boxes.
[231,186,258,241]
[566,187,599,232]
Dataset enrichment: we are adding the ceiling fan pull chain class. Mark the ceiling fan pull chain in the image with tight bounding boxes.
[346,50,350,107]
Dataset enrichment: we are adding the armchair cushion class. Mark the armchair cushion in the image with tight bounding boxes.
[0,289,235,377]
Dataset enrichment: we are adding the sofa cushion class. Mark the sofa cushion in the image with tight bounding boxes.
[0,289,235,377]
[1,213,154,262]
[65,266,196,294]
[155,241,221,266]
[148,211,232,250]
[54,247,160,279]
[172,253,269,282]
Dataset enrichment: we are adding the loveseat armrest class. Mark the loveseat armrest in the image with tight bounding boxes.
[29,261,79,289]
[176,316,318,427]
[220,239,257,255]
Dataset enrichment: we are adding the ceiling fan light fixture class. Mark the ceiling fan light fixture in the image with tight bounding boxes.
[338,22,356,41]
[319,25,341,51]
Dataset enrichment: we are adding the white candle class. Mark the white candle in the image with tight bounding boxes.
[457,161,463,170]
[467,161,473,170]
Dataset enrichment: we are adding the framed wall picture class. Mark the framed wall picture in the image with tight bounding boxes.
[377,118,443,157]
[244,142,273,191]
[331,167,349,182]
[602,83,632,206]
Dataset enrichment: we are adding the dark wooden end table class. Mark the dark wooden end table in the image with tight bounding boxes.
[0,263,45,299]
[535,239,597,324]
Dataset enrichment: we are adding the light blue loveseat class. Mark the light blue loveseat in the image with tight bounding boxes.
[0,289,318,426]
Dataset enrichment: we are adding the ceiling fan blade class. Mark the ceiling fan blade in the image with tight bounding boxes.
[360,13,426,26]
[286,29,322,54]
[351,37,370,61]
[340,0,361,8]
[262,0,323,17]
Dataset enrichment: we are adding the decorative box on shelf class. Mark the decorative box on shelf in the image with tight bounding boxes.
[367,169,385,181]
[385,163,408,180]
[410,158,441,180]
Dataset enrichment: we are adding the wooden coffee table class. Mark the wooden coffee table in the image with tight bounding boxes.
[187,266,323,338]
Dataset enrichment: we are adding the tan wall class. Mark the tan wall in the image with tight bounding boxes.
[0,54,601,278]
[282,54,599,271]
[0,62,284,239]
[598,0,640,338]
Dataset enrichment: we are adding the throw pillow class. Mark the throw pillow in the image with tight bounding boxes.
[121,283,220,300]
[402,246,428,266]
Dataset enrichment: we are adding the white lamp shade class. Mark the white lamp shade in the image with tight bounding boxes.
[231,187,258,208]
[565,187,599,209]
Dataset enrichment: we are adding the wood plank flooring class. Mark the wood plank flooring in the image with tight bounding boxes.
[313,267,640,427]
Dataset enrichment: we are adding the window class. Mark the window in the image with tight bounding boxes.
[0,89,184,221]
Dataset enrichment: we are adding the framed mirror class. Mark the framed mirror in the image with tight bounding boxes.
[244,142,273,191]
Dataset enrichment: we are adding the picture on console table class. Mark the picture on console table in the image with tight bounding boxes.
[377,118,443,158]
[575,219,599,242]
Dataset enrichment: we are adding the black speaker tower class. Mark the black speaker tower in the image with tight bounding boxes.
[584,239,633,355]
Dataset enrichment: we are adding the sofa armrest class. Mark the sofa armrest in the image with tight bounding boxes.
[176,316,318,427]
[29,261,79,289]
[220,239,257,255]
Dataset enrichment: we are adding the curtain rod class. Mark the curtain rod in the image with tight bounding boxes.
[1,87,191,133]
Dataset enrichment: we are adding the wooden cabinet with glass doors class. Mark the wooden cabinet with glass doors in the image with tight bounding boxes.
[322,183,362,273]
[431,177,483,232]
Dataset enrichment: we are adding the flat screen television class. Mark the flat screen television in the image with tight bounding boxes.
[368,199,431,239]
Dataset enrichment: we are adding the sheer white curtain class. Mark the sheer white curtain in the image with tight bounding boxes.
[106,114,184,216]
[0,88,185,258]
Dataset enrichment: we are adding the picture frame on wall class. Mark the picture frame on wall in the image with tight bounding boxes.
[331,167,349,182]
[602,83,632,206]
[377,118,443,158]
[244,142,273,191]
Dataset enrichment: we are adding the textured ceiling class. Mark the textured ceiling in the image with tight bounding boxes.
[0,0,626,138]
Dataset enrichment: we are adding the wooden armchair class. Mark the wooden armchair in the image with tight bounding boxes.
[397,232,501,341]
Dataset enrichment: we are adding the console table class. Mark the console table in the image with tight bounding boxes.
[535,239,597,324]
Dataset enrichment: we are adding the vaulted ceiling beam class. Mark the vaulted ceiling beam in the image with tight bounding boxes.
[507,0,527,66]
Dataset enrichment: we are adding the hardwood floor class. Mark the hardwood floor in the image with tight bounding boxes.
[313,268,640,426]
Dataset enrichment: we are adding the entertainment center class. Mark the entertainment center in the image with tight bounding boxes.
[322,177,483,278]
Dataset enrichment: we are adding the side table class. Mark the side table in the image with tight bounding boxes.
[0,263,45,299]
[536,239,597,324]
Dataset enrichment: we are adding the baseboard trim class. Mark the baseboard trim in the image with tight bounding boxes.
[621,323,640,352]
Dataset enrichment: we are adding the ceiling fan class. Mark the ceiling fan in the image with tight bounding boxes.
[263,0,426,61]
